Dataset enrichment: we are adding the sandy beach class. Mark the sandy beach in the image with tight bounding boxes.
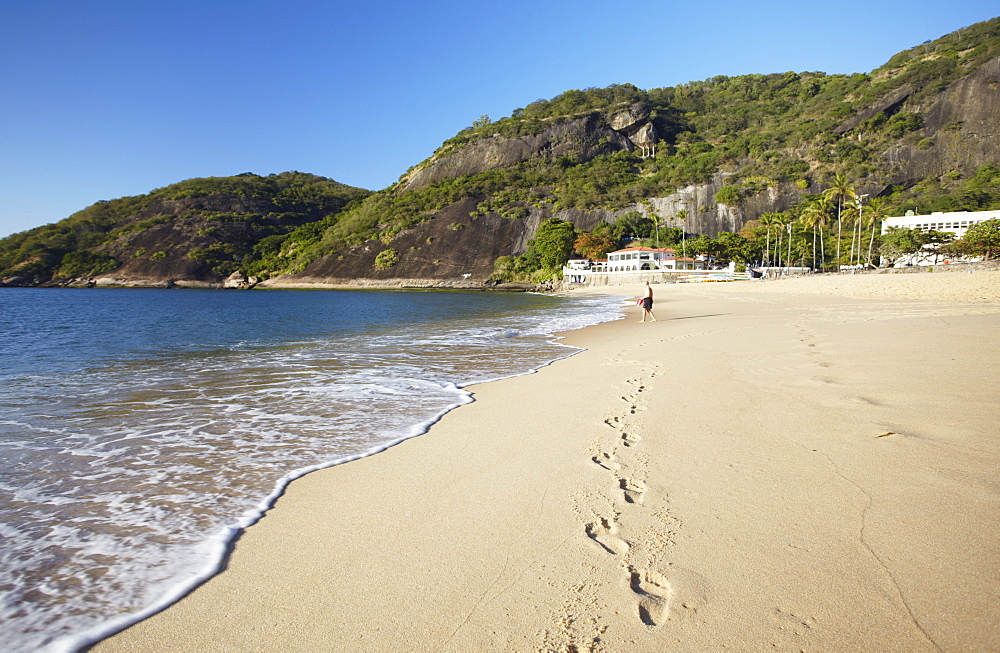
[98,270,1000,652]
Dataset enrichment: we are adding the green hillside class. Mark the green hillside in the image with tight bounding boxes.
[0,172,369,282]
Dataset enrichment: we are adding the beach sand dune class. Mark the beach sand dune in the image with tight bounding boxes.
[99,272,1000,652]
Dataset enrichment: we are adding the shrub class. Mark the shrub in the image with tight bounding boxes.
[884,112,924,138]
[374,248,399,269]
[55,251,119,278]
[714,185,744,206]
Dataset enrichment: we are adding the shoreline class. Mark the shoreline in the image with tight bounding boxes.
[97,272,1000,651]
[47,292,619,653]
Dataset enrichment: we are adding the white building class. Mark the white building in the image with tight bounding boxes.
[606,247,677,272]
[881,209,999,239]
[562,247,712,283]
[881,209,999,265]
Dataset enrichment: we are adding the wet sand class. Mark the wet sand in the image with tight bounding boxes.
[98,271,1000,651]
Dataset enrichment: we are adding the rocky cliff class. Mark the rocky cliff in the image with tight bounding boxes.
[400,108,654,193]
[883,55,1000,184]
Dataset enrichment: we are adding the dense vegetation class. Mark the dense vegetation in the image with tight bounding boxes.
[0,172,369,281]
[495,164,1000,280]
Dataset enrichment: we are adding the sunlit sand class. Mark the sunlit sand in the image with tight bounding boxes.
[99,270,1000,652]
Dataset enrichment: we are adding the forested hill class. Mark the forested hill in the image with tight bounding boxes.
[2,17,998,288]
[0,173,370,286]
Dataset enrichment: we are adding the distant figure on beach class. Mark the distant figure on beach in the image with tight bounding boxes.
[639,281,656,322]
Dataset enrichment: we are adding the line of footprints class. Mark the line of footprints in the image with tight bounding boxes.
[587,371,672,627]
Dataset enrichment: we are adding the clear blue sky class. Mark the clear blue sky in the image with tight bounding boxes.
[1,0,997,237]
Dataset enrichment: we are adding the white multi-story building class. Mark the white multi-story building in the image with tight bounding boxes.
[881,209,999,265]
[881,209,998,238]
[605,247,677,271]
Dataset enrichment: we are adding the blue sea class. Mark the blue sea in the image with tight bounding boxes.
[0,287,623,652]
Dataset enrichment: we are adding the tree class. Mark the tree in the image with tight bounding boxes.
[863,197,889,267]
[611,211,655,244]
[799,201,830,270]
[686,235,717,259]
[879,228,923,266]
[716,231,753,263]
[961,218,1000,259]
[822,172,856,270]
[574,232,617,260]
[491,253,540,282]
[773,213,791,268]
[758,212,782,266]
[922,230,955,264]
[527,218,577,269]
[675,209,689,264]
[656,227,684,248]
[55,250,118,278]
[878,227,952,266]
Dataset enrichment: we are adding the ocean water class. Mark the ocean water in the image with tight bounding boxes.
[0,287,622,652]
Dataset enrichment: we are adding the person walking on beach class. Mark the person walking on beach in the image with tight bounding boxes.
[639,281,656,322]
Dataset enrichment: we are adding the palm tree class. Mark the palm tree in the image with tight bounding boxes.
[842,203,860,266]
[675,208,689,268]
[864,197,889,267]
[758,213,780,267]
[787,218,795,271]
[799,203,825,271]
[822,173,856,271]
[847,193,870,266]
[772,213,789,270]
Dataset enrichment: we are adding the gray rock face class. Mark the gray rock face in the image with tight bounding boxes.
[610,102,651,131]
[402,113,632,192]
[629,122,658,147]
[882,54,1000,184]
[224,271,246,288]
[610,102,658,151]
[834,85,914,134]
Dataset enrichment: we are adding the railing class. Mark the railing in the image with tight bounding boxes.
[676,272,751,282]
[563,264,742,285]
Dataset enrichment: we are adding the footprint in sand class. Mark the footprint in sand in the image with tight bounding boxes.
[620,478,646,504]
[592,452,622,473]
[621,431,640,447]
[772,607,817,631]
[604,417,621,428]
[629,568,671,626]
[585,517,630,556]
